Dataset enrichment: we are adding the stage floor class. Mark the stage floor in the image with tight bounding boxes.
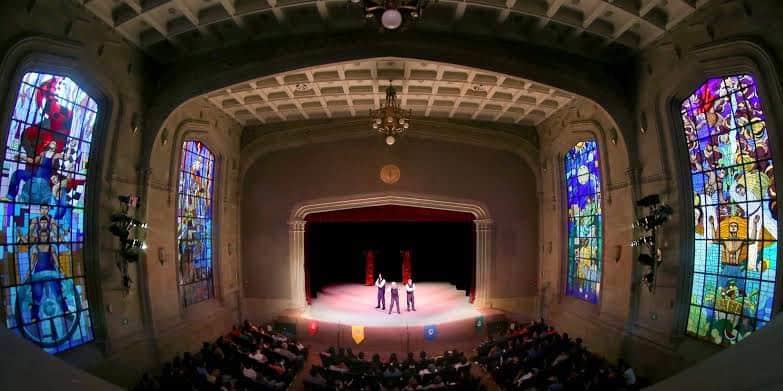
[301,282,481,327]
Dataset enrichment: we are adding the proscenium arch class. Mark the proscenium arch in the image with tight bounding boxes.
[140,37,637,172]
[286,192,493,309]
[652,39,783,340]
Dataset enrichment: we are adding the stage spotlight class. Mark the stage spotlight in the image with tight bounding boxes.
[638,253,655,267]
[118,195,140,207]
[636,194,660,207]
[109,223,130,239]
[642,271,655,288]
[630,236,654,247]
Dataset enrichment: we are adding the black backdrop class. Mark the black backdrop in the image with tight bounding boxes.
[305,222,474,299]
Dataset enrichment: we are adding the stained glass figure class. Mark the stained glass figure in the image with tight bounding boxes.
[177,141,215,307]
[564,139,603,303]
[682,74,778,346]
[0,72,95,353]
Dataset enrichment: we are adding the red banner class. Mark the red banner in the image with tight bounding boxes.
[401,250,412,283]
[364,250,375,286]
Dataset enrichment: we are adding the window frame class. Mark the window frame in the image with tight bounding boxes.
[173,136,222,311]
[559,136,607,307]
[672,72,783,344]
[0,53,112,355]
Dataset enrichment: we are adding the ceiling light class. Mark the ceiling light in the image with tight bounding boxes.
[381,9,403,29]
[371,82,411,145]
[353,0,430,31]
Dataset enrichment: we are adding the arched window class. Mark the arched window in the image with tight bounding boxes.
[0,72,96,353]
[682,74,777,345]
[177,140,215,307]
[564,139,603,303]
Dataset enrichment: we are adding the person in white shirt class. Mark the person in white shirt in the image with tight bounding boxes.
[375,273,386,310]
[405,278,416,311]
[241,363,257,381]
[249,348,267,364]
[388,282,400,314]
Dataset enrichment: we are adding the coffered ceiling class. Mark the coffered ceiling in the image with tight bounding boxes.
[203,57,575,127]
[79,0,709,62]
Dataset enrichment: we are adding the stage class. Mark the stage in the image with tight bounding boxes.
[277,283,507,354]
[304,282,481,326]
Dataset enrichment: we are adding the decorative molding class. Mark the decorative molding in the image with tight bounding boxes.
[241,117,541,195]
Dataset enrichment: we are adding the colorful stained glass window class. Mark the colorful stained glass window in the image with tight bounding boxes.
[0,72,96,353]
[177,141,215,307]
[565,139,603,303]
[682,74,778,346]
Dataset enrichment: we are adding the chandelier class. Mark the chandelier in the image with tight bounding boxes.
[371,83,411,145]
[350,0,431,30]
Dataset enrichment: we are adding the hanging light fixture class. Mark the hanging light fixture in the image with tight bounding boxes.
[371,82,411,145]
[353,0,430,30]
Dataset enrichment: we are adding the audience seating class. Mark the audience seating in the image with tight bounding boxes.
[304,347,482,390]
[473,318,645,390]
[134,320,307,391]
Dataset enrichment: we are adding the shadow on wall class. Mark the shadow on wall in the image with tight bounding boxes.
[0,327,120,390]
[646,314,783,390]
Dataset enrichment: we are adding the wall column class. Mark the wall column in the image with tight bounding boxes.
[473,218,494,307]
[289,219,307,309]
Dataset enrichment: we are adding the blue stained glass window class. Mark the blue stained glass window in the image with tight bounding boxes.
[0,72,96,353]
[564,139,603,303]
[682,74,778,346]
[177,141,215,307]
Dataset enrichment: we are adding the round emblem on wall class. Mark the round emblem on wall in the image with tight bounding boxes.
[380,164,401,184]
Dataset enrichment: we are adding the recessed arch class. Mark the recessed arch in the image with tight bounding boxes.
[652,39,783,343]
[0,37,122,354]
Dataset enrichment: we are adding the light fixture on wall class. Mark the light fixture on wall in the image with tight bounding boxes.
[630,194,673,293]
[352,0,431,30]
[371,82,411,145]
[109,195,148,295]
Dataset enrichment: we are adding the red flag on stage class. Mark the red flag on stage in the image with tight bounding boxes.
[364,250,375,286]
[401,250,412,283]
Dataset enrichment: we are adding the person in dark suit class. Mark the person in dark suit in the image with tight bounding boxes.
[375,273,386,310]
[405,278,416,311]
[388,282,400,314]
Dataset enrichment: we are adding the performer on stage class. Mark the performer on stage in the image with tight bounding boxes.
[405,278,416,311]
[388,282,400,314]
[374,273,386,310]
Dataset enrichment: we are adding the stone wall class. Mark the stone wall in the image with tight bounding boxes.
[538,0,783,381]
[0,2,242,387]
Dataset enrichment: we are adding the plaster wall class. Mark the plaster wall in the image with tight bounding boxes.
[240,134,539,319]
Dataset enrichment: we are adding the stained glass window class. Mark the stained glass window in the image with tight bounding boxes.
[682,74,778,346]
[0,72,96,353]
[177,141,215,307]
[565,139,603,303]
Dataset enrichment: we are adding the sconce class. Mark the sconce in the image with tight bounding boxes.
[160,128,169,146]
[158,247,167,265]
[630,194,673,293]
[109,195,148,295]
[131,112,141,135]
